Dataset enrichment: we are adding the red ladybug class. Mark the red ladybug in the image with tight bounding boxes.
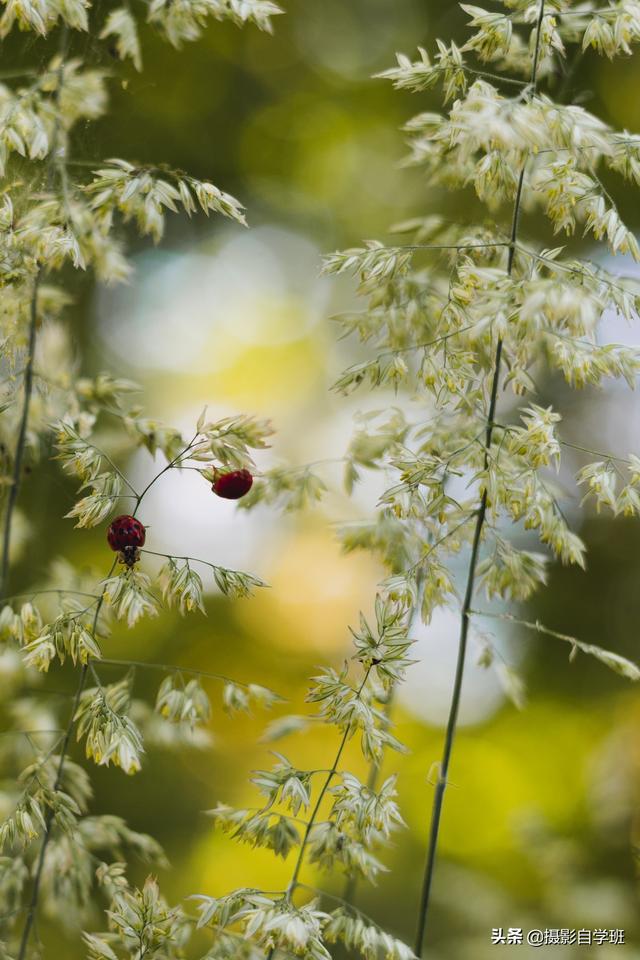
[107,515,146,567]
[212,468,253,500]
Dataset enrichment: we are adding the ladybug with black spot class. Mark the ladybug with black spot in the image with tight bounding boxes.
[212,468,253,500]
[107,515,146,567]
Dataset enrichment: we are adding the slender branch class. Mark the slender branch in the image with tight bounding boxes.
[99,656,280,693]
[290,668,372,896]
[341,688,395,910]
[1,588,102,603]
[546,331,639,353]
[297,882,392,933]
[558,438,633,465]
[0,27,70,602]
[518,245,639,298]
[470,608,576,640]
[353,322,482,363]
[133,435,198,514]
[395,61,528,89]
[0,729,65,740]
[14,428,194,952]
[407,514,477,577]
[15,556,114,960]
[84,440,140,498]
[470,608,607,652]
[390,242,509,252]
[265,666,373,960]
[15,415,227,955]
[0,273,40,599]
[412,4,546,954]
[139,547,255,575]
[495,417,637,467]
[0,39,78,960]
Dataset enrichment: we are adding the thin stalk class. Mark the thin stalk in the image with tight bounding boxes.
[15,419,206,954]
[298,884,381,926]
[412,3,546,954]
[266,666,373,960]
[289,666,372,897]
[100,656,271,691]
[133,435,198,514]
[15,557,114,960]
[140,548,246,571]
[0,274,40,598]
[0,729,65,740]
[0,27,69,600]
[1,57,76,939]
[341,688,395,910]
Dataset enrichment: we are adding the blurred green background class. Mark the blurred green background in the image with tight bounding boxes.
[5,1,640,957]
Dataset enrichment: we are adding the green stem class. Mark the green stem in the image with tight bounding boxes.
[266,666,373,960]
[133,435,198,515]
[15,417,206,953]
[341,688,394,910]
[289,666,372,897]
[15,556,115,960]
[0,27,70,601]
[0,274,40,599]
[100,655,268,691]
[412,3,546,954]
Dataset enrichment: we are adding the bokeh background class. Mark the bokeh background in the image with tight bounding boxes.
[5,1,640,956]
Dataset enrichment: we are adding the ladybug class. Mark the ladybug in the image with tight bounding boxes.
[107,515,146,567]
[212,468,253,500]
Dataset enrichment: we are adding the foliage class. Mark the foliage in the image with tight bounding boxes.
[0,1,284,958]
[318,0,640,954]
[2,0,640,959]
